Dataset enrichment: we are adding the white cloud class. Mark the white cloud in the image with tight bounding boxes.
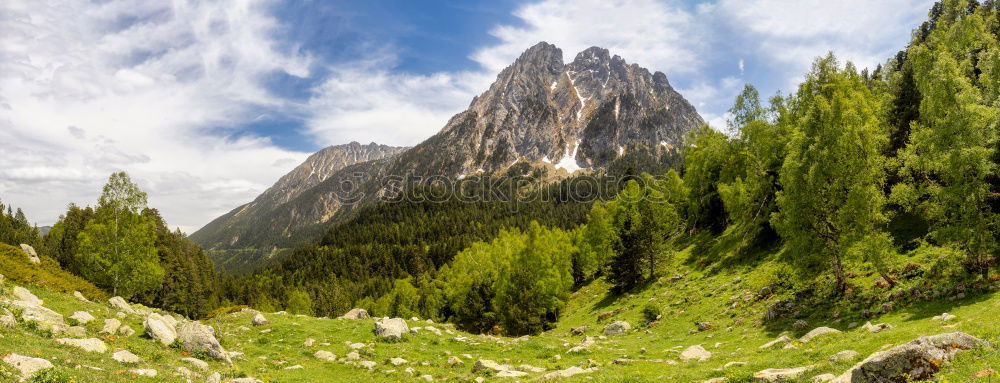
[0,0,312,231]
[472,0,702,74]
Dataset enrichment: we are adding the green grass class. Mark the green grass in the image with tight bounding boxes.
[2,245,998,382]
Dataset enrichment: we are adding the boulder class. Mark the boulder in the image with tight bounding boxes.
[112,350,142,364]
[603,320,632,336]
[473,359,512,373]
[108,296,135,314]
[799,327,841,343]
[181,357,209,371]
[861,321,892,333]
[755,367,813,382]
[570,326,588,335]
[758,335,792,349]
[2,354,53,379]
[251,313,268,326]
[314,350,336,361]
[144,313,177,346]
[129,369,157,377]
[73,291,90,302]
[100,318,122,335]
[56,337,108,353]
[69,311,95,324]
[0,308,16,328]
[11,286,42,305]
[375,317,409,339]
[19,244,40,264]
[447,356,463,366]
[812,374,835,382]
[177,321,232,364]
[12,301,65,332]
[341,308,370,320]
[542,366,597,379]
[303,338,315,347]
[932,312,956,321]
[680,345,712,361]
[832,332,989,383]
[346,351,361,361]
[64,326,87,337]
[207,372,222,383]
[519,364,546,373]
[358,361,377,370]
[118,324,136,337]
[829,350,859,363]
[389,357,408,366]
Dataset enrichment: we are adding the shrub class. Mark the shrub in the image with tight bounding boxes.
[27,368,74,383]
[641,304,661,323]
[0,244,106,301]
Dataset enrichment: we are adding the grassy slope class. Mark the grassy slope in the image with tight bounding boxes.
[2,243,998,382]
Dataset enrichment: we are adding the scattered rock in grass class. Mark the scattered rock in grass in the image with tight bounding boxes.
[0,308,16,328]
[792,320,809,330]
[932,312,956,321]
[847,322,859,329]
[358,361,377,370]
[64,326,87,337]
[346,351,361,361]
[12,286,42,305]
[419,375,433,381]
[812,374,835,382]
[972,369,996,379]
[862,321,892,333]
[304,338,315,347]
[520,364,546,372]
[349,342,366,350]
[143,313,177,346]
[375,318,409,339]
[497,370,529,377]
[129,369,157,377]
[118,325,136,337]
[570,326,588,335]
[832,332,990,383]
[56,337,107,353]
[724,361,747,369]
[542,366,597,379]
[112,350,141,364]
[760,335,795,350]
[425,326,442,336]
[69,311,95,324]
[603,321,631,336]
[389,357,408,366]
[448,356,463,366]
[697,322,715,331]
[108,296,135,314]
[181,357,209,371]
[2,353,53,380]
[473,359,510,373]
[233,378,263,383]
[252,313,268,326]
[680,345,712,362]
[283,365,303,370]
[755,367,813,382]
[177,322,232,364]
[340,308,370,320]
[206,372,222,383]
[598,311,613,321]
[799,327,841,343]
[315,350,336,361]
[73,291,90,302]
[829,350,859,363]
[13,301,65,332]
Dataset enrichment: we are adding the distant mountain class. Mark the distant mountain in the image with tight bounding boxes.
[189,142,408,251]
[191,42,704,261]
[384,42,704,178]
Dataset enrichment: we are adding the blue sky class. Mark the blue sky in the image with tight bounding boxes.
[0,0,933,231]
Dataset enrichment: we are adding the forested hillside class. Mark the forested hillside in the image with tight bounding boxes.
[222,0,1000,338]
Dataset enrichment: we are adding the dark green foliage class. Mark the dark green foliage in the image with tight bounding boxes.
[641,304,661,323]
[0,199,42,250]
[0,243,107,301]
[43,203,94,276]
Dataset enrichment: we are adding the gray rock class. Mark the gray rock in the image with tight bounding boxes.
[680,345,712,361]
[792,320,809,330]
[542,366,597,379]
[812,374,835,382]
[64,326,87,337]
[314,350,336,361]
[56,337,108,353]
[11,286,42,305]
[181,357,209,371]
[931,312,956,321]
[346,351,361,361]
[207,372,222,383]
[755,367,813,382]
[862,321,892,333]
[832,332,989,383]
[447,356,463,366]
[603,320,632,336]
[100,318,122,335]
[129,369,157,377]
[2,353,53,379]
[829,350,860,363]
[177,321,232,364]
[19,244,40,264]
[799,327,841,343]
[303,338,315,347]
[69,311,95,324]
[389,357,408,366]
[144,313,176,345]
[73,291,90,302]
[108,296,135,314]
[0,308,16,328]
[118,324,136,337]
[570,326,588,335]
[112,350,141,364]
[473,359,512,373]
[358,361,377,370]
[12,301,65,332]
[251,313,268,326]
[375,317,409,339]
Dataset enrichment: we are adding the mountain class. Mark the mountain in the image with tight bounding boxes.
[191,42,704,256]
[384,42,704,178]
[189,142,408,251]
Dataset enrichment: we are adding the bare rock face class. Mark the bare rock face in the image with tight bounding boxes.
[19,244,40,264]
[177,322,232,365]
[833,332,990,382]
